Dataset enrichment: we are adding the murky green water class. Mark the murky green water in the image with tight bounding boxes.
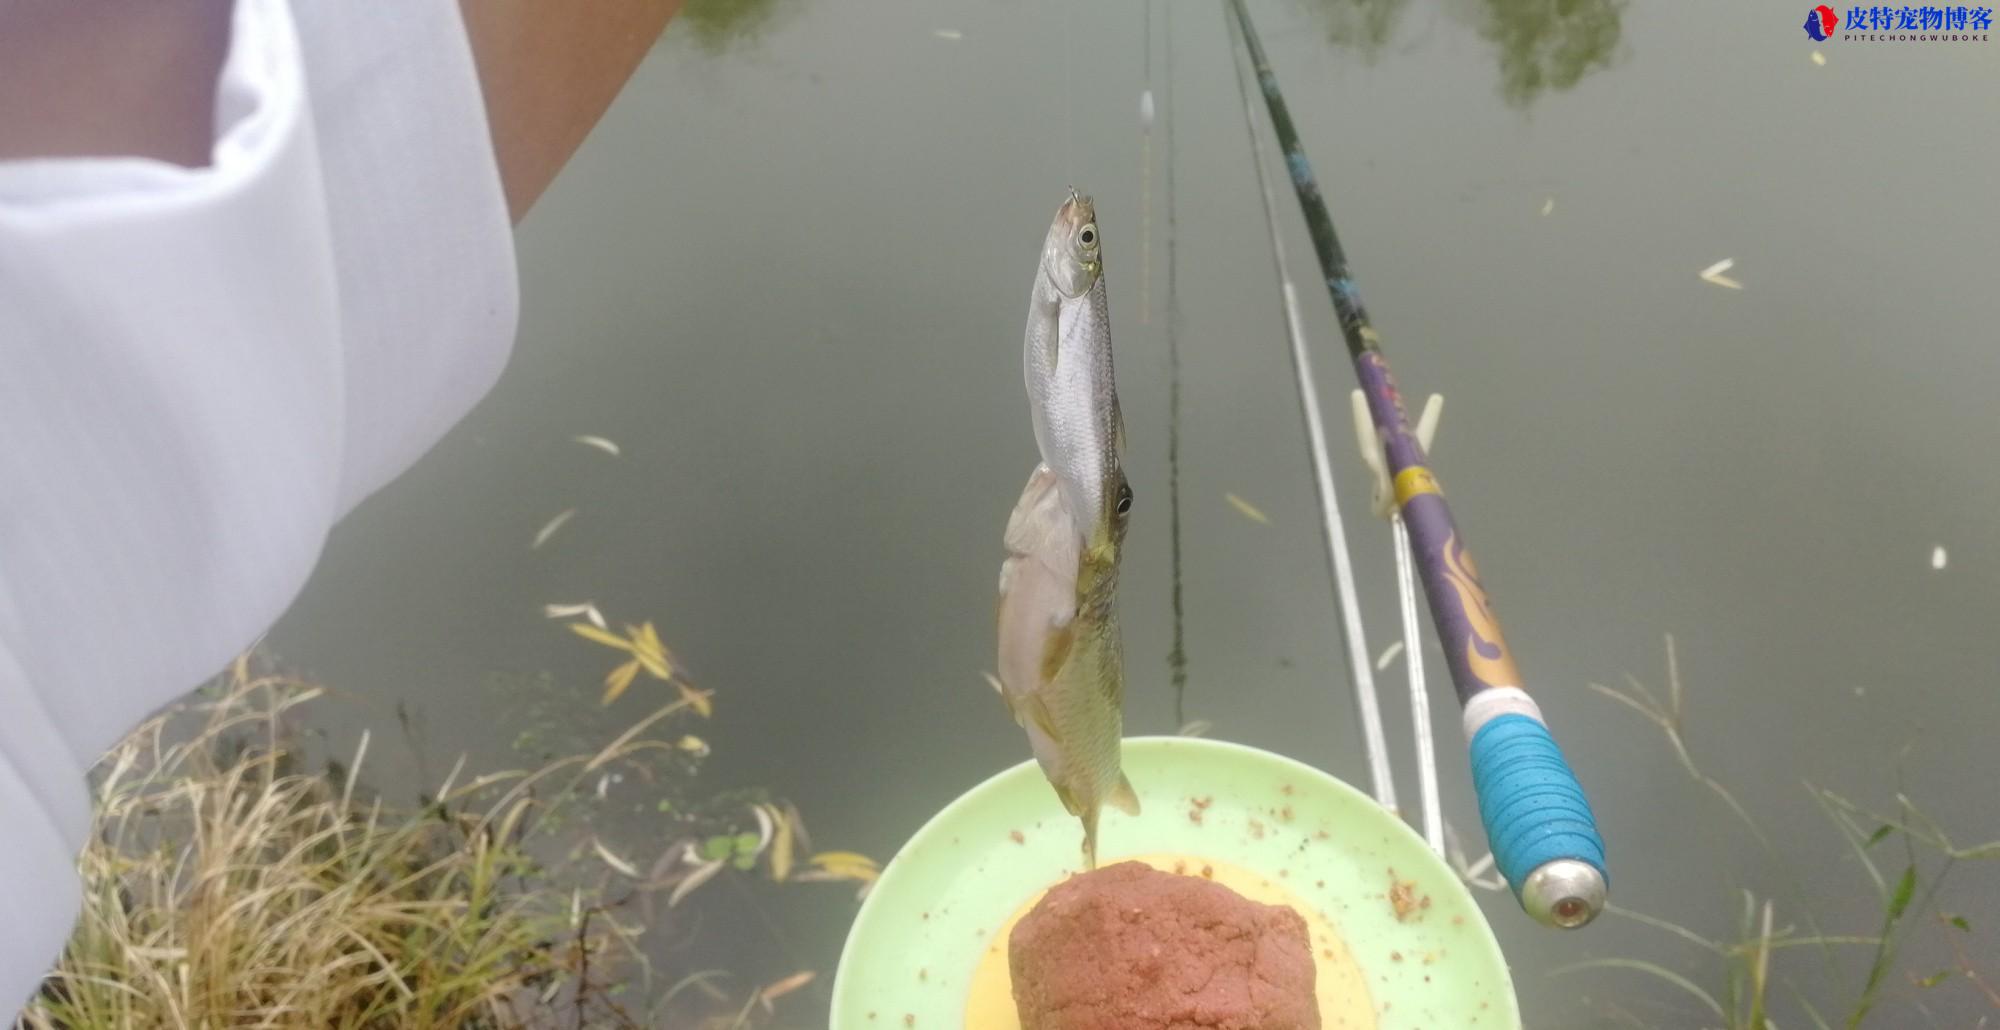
[270,0,2000,1024]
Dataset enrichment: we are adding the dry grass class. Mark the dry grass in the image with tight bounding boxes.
[16,650,864,1029]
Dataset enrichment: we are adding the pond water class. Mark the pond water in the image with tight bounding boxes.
[269,0,2000,1024]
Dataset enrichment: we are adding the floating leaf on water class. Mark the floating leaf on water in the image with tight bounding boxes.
[1931,545,1947,570]
[572,434,622,457]
[571,621,633,652]
[1540,196,1555,216]
[702,836,735,862]
[768,803,796,881]
[1698,258,1743,290]
[531,507,577,549]
[805,851,880,882]
[1914,970,1955,988]
[1865,824,1895,847]
[601,660,642,705]
[678,683,715,718]
[669,858,727,907]
[759,970,816,1010]
[1224,493,1271,524]
[630,621,674,680]
[1951,914,1972,931]
[1812,49,1827,65]
[1375,640,1406,671]
[544,602,609,630]
[678,734,710,756]
[932,27,963,40]
[592,837,643,878]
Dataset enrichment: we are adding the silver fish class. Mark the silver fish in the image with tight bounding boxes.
[996,191,1137,869]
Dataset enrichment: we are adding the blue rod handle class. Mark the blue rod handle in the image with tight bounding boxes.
[1467,711,1607,927]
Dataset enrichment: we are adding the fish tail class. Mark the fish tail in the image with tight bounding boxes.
[1107,773,1140,816]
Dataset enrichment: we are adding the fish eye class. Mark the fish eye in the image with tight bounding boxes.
[1079,224,1098,248]
[1115,484,1133,516]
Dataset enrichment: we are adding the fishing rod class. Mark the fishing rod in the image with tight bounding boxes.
[1223,0,1607,929]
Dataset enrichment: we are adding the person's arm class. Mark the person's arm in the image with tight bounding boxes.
[458,0,683,221]
[0,0,683,221]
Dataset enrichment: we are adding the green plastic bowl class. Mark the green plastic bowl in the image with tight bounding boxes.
[830,735,1519,1028]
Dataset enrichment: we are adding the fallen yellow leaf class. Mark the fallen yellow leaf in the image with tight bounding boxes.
[601,660,642,705]
[570,622,635,653]
[767,804,795,882]
[678,683,714,718]
[760,970,816,1007]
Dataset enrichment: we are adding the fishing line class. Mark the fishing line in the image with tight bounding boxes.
[1063,0,1074,184]
[1162,0,1190,729]
[1138,0,1153,325]
[1222,2,1396,810]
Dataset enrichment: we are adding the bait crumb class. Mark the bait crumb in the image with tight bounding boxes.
[918,968,927,981]
[1278,805,1294,823]
[1173,860,1187,875]
[1314,830,1331,841]
[1281,783,1295,796]
[1009,830,1026,845]
[1202,864,1214,879]
[1315,880,1325,889]
[1387,868,1428,922]
[1390,951,1403,962]
[904,1015,915,1027]
[1248,819,1266,840]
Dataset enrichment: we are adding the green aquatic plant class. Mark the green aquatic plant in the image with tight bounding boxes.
[1556,636,2000,1028]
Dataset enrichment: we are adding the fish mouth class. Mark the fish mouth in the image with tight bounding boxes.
[1060,188,1096,226]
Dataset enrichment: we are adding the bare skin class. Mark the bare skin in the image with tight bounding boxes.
[0,0,683,223]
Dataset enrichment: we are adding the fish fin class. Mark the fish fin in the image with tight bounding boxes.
[1039,623,1077,683]
[1051,780,1085,819]
[1079,805,1099,870]
[1107,773,1140,816]
[982,672,1021,728]
[1019,690,1064,745]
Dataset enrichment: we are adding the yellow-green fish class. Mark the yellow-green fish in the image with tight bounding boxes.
[995,190,1138,869]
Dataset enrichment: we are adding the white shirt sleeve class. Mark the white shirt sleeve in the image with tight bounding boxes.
[0,0,518,1010]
